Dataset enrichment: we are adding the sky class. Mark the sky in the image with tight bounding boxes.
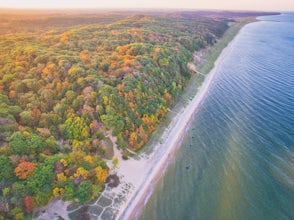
[0,0,293,11]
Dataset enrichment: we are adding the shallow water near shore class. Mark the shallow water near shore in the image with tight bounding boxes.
[140,13,294,220]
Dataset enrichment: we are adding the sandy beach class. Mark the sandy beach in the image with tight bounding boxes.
[115,38,234,220]
[33,24,240,220]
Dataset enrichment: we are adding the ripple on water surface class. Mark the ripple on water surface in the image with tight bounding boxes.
[140,13,294,220]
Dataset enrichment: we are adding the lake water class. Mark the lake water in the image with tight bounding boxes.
[139,13,294,220]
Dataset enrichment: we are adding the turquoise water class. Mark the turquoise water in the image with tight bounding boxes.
[140,13,294,220]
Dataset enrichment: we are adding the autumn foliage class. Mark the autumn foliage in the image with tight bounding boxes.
[23,196,34,213]
[95,166,108,183]
[0,10,230,219]
[14,161,37,180]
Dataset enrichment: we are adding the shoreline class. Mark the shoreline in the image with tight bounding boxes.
[33,21,246,220]
[117,66,218,220]
[116,22,242,220]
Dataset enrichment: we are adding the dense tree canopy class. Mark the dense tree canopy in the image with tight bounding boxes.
[0,10,229,219]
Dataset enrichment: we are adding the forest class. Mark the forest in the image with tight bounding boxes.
[0,10,229,219]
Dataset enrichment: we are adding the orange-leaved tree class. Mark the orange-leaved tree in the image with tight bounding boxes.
[23,196,34,213]
[14,161,37,180]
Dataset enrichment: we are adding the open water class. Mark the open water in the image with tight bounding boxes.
[140,13,294,220]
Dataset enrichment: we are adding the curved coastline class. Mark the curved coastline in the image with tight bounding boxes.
[34,21,247,220]
[116,23,244,220]
[33,21,248,220]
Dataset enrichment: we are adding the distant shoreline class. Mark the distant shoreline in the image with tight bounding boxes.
[116,19,250,220]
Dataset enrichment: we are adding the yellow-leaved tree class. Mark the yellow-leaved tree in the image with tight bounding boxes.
[95,166,108,183]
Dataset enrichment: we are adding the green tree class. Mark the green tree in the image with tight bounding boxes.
[64,115,89,141]
[101,114,118,129]
[64,181,75,201]
[28,134,47,154]
[26,162,54,200]
[9,132,30,155]
[11,182,27,200]
[0,155,15,183]
[19,110,35,127]
[76,181,92,203]
[112,120,124,136]
[11,207,25,220]
[45,136,58,153]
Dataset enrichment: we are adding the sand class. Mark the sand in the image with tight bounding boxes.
[115,42,233,220]
[32,39,233,220]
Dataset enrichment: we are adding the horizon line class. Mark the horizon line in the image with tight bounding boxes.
[0,7,283,13]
